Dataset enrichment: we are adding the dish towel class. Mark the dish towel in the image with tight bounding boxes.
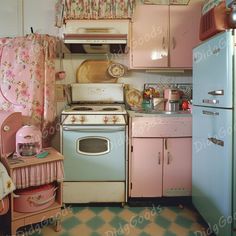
[0,162,15,200]
[0,162,15,215]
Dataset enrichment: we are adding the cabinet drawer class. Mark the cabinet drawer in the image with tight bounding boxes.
[131,117,192,137]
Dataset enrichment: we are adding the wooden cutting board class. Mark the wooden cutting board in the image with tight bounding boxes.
[76,60,117,83]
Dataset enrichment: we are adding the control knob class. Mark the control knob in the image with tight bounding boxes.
[112,116,118,123]
[79,116,85,123]
[103,116,109,123]
[70,116,76,123]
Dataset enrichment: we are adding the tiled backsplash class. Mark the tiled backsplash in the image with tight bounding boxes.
[144,83,192,100]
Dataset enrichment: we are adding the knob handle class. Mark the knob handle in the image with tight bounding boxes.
[112,116,118,123]
[103,116,109,123]
[79,116,85,123]
[71,116,76,123]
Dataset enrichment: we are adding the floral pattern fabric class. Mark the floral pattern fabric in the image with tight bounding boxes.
[55,0,135,26]
[0,34,57,139]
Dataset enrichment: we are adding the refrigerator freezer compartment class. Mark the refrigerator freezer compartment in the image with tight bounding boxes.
[193,31,233,108]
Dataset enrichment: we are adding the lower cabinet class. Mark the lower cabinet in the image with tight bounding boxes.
[130,137,192,198]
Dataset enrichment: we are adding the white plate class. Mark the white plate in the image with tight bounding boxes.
[126,89,143,109]
[107,63,125,78]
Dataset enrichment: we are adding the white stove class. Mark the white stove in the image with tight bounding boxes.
[62,104,126,114]
[61,83,127,125]
[61,83,128,204]
[62,104,126,125]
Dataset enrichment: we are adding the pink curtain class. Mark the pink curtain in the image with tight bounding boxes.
[0,34,57,146]
[55,0,135,26]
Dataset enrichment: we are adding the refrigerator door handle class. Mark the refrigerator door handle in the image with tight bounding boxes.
[208,137,224,147]
[202,99,219,104]
[202,110,219,116]
[208,90,224,96]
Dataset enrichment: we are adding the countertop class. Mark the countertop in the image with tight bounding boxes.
[127,109,192,117]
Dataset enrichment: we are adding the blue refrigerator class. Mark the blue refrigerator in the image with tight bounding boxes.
[192,30,235,235]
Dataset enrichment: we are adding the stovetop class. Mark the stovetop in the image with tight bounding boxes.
[62,104,126,115]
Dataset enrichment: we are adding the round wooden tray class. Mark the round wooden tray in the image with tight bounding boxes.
[76,60,117,83]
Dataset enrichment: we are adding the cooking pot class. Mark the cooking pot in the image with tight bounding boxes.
[166,100,179,112]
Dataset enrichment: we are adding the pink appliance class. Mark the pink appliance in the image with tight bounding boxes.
[16,125,42,157]
[14,183,56,213]
[0,112,22,159]
[164,88,180,112]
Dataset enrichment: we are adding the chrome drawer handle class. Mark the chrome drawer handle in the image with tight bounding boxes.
[208,137,224,147]
[208,90,224,96]
[202,110,219,116]
[167,152,170,165]
[158,152,161,165]
[202,99,219,104]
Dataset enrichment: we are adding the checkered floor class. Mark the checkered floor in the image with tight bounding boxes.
[13,204,207,236]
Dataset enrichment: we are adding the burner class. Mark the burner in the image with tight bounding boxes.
[102,107,119,111]
[72,107,93,111]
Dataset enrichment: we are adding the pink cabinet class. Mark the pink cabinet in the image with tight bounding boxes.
[163,138,192,196]
[130,1,202,68]
[131,5,169,68]
[129,116,192,198]
[169,1,202,68]
[130,138,163,197]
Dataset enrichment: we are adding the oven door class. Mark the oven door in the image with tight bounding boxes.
[62,125,126,181]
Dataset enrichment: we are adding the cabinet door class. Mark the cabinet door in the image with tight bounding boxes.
[163,138,192,196]
[169,1,202,68]
[130,138,163,197]
[131,5,169,68]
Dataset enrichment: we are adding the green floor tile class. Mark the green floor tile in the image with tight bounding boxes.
[128,207,146,214]
[71,205,86,214]
[130,215,151,229]
[155,215,171,229]
[90,207,108,214]
[59,233,71,236]
[90,232,102,236]
[109,216,128,229]
[139,232,151,236]
[167,206,183,214]
[164,231,176,236]
[86,216,105,230]
[62,216,80,230]
[188,231,199,236]
[175,215,193,229]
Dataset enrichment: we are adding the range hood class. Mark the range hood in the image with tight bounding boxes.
[63,20,130,54]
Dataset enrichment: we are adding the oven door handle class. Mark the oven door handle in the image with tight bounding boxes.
[63,126,126,132]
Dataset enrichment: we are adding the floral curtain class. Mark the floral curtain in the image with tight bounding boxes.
[0,34,57,146]
[55,0,135,26]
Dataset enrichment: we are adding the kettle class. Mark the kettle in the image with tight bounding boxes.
[16,125,42,156]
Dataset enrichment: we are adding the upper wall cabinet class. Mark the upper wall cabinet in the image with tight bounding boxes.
[130,1,203,69]
[0,0,23,37]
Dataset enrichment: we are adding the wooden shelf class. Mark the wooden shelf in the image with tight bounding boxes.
[0,147,64,235]
[4,147,64,169]
[12,201,62,220]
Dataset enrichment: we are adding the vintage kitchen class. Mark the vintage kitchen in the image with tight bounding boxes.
[0,0,234,235]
